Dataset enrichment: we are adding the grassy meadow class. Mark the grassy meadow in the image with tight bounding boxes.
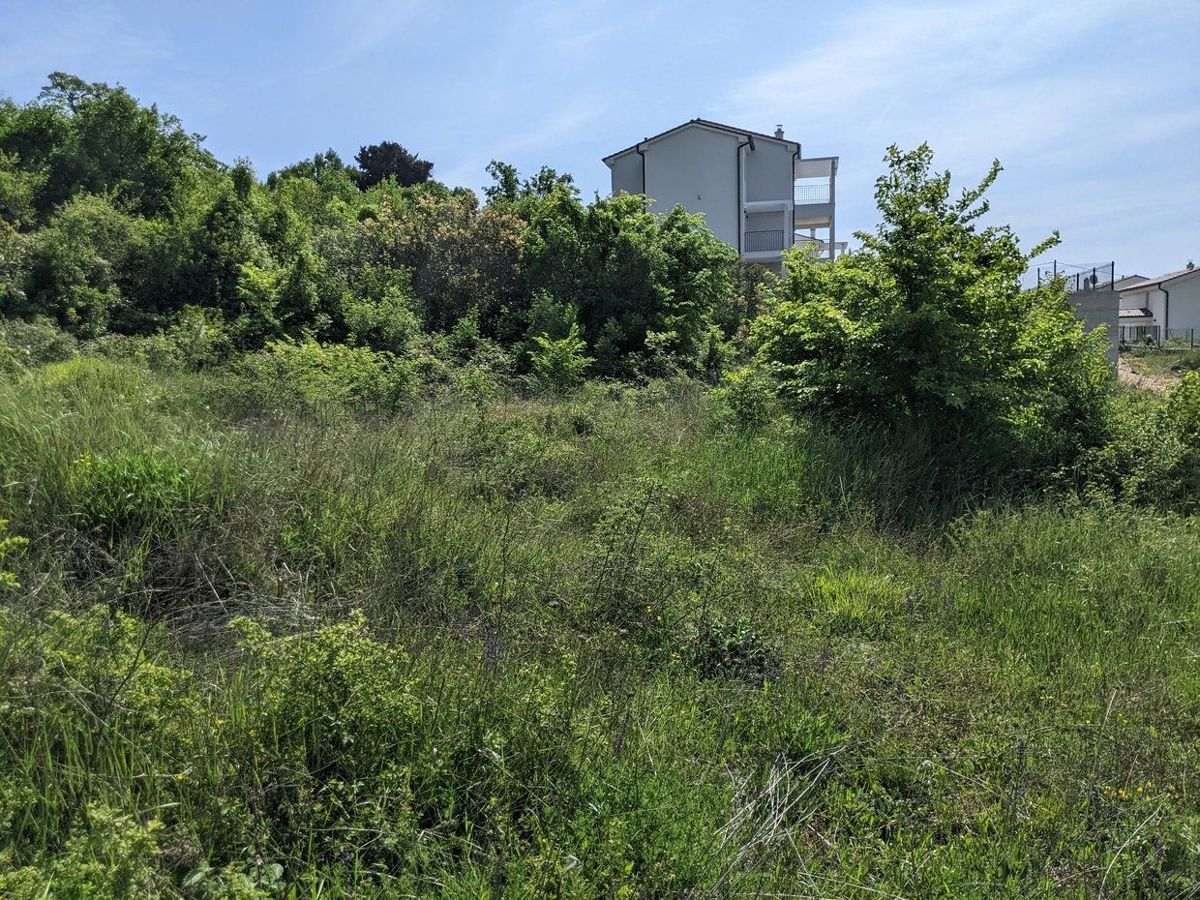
[0,356,1197,897]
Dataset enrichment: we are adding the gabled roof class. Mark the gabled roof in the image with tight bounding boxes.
[1111,274,1147,290]
[1119,266,1199,293]
[603,118,798,165]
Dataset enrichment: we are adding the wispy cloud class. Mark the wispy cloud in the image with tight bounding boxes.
[0,2,168,87]
[720,0,1200,270]
[437,98,611,191]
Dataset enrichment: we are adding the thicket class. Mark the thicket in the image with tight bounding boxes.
[2,74,1200,896]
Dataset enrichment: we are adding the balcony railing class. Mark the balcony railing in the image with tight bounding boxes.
[794,182,831,204]
[746,229,784,252]
[795,236,847,259]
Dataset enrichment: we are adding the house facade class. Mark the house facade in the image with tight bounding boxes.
[602,119,840,270]
[1118,263,1200,343]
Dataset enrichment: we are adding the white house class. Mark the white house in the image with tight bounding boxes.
[1118,263,1200,342]
[603,118,840,270]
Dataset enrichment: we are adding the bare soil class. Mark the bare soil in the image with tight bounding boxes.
[1118,355,1178,392]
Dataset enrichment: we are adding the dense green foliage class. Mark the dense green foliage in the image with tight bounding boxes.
[1,75,743,380]
[3,73,1199,896]
[0,358,1198,896]
[753,145,1111,471]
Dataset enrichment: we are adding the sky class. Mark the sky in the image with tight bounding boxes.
[2,0,1198,278]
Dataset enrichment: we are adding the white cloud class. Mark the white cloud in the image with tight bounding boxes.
[437,98,610,190]
[720,0,1200,272]
[0,2,168,85]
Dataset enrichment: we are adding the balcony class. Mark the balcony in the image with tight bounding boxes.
[795,235,847,260]
[746,229,785,253]
[794,181,830,204]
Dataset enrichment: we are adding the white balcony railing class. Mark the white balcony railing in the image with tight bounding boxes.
[794,181,831,204]
[745,229,785,252]
[795,236,847,259]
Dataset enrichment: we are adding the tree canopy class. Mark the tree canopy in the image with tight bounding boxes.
[752,144,1111,467]
[353,141,433,190]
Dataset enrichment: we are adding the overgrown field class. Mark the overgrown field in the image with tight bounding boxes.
[1,357,1198,897]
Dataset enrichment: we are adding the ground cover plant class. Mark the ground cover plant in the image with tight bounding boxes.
[1,74,1199,897]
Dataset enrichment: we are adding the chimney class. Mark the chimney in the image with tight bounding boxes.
[1188,260,1195,271]
[774,124,785,139]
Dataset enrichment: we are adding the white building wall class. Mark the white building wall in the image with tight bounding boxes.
[640,127,740,248]
[1121,289,1168,329]
[743,140,795,203]
[610,153,642,196]
[1165,275,1200,334]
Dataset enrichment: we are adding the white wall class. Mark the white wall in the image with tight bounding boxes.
[605,124,801,257]
[743,140,794,203]
[1164,273,1200,334]
[641,126,740,248]
[609,152,641,196]
[1122,288,1169,330]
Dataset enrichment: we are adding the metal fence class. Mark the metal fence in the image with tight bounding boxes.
[1033,261,1116,293]
[1119,325,1160,347]
[794,182,831,204]
[745,229,784,252]
[1118,327,1195,350]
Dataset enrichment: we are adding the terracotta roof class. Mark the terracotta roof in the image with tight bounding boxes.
[1119,266,1199,292]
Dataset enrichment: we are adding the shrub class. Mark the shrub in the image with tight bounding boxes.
[66,449,214,547]
[0,316,78,372]
[461,414,580,500]
[0,805,163,898]
[341,267,420,353]
[0,519,26,589]
[1080,373,1200,512]
[752,144,1112,471]
[232,339,415,411]
[713,365,780,429]
[160,305,231,370]
[686,611,778,681]
[528,322,592,395]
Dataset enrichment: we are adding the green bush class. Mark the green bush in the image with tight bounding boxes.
[0,316,78,372]
[461,414,580,500]
[66,448,215,547]
[1080,373,1200,512]
[232,339,415,411]
[528,322,592,395]
[686,611,778,681]
[752,145,1112,471]
[0,519,26,589]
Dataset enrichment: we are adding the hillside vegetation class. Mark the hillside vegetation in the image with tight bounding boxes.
[1,75,1199,896]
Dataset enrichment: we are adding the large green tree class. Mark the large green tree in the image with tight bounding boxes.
[353,142,433,190]
[753,144,1111,465]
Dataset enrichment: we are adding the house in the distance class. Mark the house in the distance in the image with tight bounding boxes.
[602,118,840,271]
[1118,263,1200,344]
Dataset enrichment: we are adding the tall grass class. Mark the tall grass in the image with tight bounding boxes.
[1,358,1198,896]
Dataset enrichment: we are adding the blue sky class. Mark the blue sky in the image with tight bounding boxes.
[2,0,1197,277]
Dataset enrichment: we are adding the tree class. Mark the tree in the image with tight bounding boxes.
[353,142,432,190]
[266,149,355,188]
[21,193,138,337]
[484,160,520,203]
[518,191,737,377]
[752,144,1111,466]
[27,72,211,218]
[484,160,577,204]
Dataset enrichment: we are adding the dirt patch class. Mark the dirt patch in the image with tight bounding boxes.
[1118,355,1178,393]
